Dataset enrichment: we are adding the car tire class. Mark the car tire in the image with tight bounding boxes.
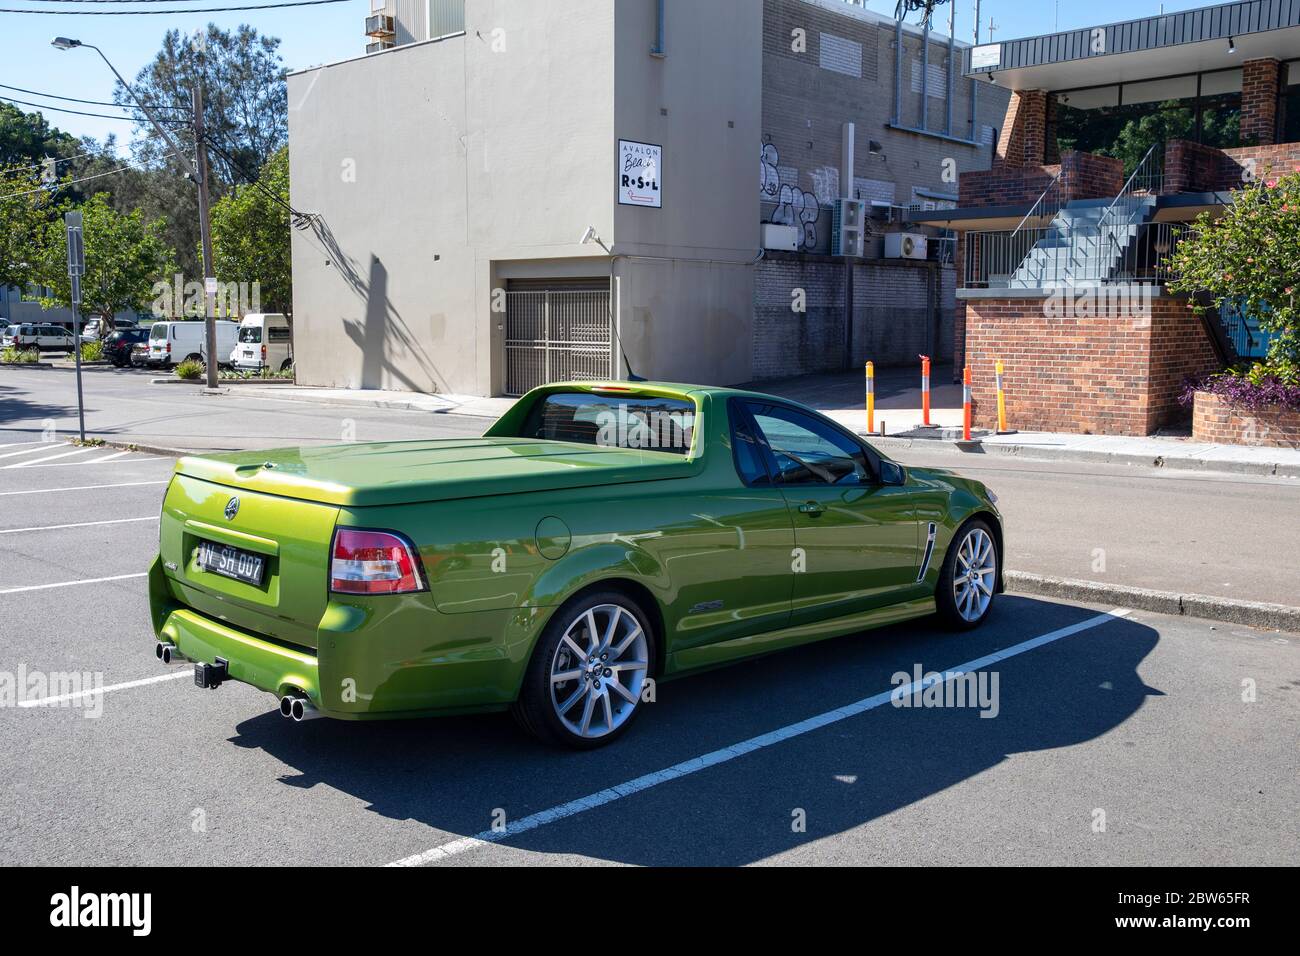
[512,589,656,750]
[935,518,999,631]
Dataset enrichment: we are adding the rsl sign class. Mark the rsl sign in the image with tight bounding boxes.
[617,139,662,208]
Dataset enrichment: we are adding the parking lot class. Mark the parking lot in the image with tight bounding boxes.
[1,424,1297,866]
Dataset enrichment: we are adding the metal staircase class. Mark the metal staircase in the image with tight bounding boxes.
[1005,195,1159,288]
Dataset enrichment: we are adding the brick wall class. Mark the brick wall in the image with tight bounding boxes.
[1164,139,1300,193]
[958,151,1123,208]
[994,90,1048,168]
[1193,391,1300,448]
[761,0,1009,217]
[753,254,953,378]
[960,293,1221,435]
[1241,58,1283,146]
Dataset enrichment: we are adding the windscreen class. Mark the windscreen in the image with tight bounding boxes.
[519,392,696,456]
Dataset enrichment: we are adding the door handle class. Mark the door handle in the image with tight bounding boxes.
[798,502,825,517]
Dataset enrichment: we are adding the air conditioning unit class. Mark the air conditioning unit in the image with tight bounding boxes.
[365,14,395,38]
[831,199,867,257]
[885,232,928,261]
[366,38,396,54]
[761,223,799,252]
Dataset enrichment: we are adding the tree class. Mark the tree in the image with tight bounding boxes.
[112,24,288,280]
[1167,173,1300,373]
[0,102,80,169]
[0,167,61,291]
[34,193,176,322]
[209,146,291,314]
[118,24,287,187]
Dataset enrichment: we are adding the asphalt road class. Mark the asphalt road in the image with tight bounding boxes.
[0,447,1296,866]
[4,365,1299,606]
[0,364,488,452]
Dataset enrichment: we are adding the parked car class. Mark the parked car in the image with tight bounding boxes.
[103,328,151,367]
[230,313,292,372]
[130,341,150,368]
[1,323,74,353]
[82,317,138,342]
[149,382,1004,748]
[146,320,239,368]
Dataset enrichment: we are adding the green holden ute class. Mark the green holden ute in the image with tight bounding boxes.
[149,382,1003,748]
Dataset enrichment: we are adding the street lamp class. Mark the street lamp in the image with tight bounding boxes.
[52,35,220,389]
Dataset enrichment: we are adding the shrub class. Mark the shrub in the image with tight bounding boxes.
[1,346,40,364]
[1167,172,1300,371]
[1181,365,1300,412]
[175,359,205,380]
[76,340,104,362]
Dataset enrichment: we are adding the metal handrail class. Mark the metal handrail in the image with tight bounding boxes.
[1011,168,1064,241]
[1095,143,1159,238]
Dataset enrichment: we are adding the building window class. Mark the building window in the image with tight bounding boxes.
[1055,69,1244,175]
[428,0,464,40]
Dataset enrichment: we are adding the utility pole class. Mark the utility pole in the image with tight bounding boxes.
[193,81,218,390]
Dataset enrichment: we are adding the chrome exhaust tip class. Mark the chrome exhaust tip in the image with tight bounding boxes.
[290,697,322,722]
[279,695,295,718]
[156,642,178,665]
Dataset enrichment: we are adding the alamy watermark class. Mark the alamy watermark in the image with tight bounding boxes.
[891,664,1000,719]
[150,273,261,319]
[595,405,695,452]
[1,665,104,718]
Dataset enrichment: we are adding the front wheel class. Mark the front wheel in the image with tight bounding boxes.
[513,591,656,749]
[935,519,999,630]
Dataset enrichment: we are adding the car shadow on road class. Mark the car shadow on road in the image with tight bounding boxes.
[228,596,1160,865]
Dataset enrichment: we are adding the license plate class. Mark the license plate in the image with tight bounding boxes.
[195,540,266,586]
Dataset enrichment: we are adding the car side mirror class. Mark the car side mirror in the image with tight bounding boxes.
[878,460,905,486]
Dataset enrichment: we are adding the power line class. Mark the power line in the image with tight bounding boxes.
[0,0,351,13]
[1,93,144,122]
[0,151,179,200]
[0,81,187,112]
[0,145,131,177]
[199,131,307,223]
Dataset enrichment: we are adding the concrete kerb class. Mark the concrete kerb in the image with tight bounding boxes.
[867,435,1300,479]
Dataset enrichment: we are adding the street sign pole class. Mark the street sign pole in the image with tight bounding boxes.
[65,210,86,442]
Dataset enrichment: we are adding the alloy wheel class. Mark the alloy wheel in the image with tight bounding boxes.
[549,603,649,740]
[953,527,997,622]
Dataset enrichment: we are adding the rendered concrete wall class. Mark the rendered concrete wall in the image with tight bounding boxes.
[288,0,617,396]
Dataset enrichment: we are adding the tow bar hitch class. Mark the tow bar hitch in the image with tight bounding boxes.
[194,657,229,690]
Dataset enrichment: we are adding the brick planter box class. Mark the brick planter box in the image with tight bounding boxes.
[1192,391,1300,448]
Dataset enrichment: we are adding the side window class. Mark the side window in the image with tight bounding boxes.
[745,402,870,487]
[728,404,772,487]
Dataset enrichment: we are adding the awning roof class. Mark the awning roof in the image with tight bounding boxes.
[965,0,1300,92]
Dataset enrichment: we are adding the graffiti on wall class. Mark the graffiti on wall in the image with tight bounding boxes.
[761,140,820,250]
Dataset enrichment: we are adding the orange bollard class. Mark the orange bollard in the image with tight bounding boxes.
[865,361,875,435]
[962,365,973,442]
[919,354,932,427]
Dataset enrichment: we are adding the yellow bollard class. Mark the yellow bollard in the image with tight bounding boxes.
[995,360,1008,434]
[866,361,875,435]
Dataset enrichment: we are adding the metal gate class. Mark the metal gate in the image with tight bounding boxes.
[503,283,613,396]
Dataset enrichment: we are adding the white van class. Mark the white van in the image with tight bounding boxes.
[230,313,293,372]
[147,320,239,368]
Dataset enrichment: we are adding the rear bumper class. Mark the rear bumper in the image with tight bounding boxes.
[158,606,320,705]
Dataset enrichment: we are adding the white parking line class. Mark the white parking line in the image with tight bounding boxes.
[16,454,161,468]
[0,441,44,451]
[0,573,148,595]
[4,448,96,467]
[17,671,191,708]
[386,608,1133,867]
[0,480,168,497]
[0,445,61,461]
[0,516,158,535]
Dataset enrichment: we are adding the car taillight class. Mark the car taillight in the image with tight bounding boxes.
[165,342,171,353]
[261,344,267,359]
[330,529,424,595]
